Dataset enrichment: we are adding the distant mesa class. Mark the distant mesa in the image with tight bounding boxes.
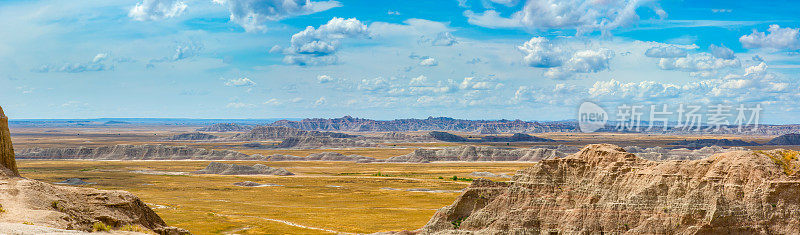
[269,116,575,133]
[197,123,253,132]
[766,133,800,145]
[55,178,95,185]
[668,138,761,148]
[276,136,377,149]
[166,132,219,141]
[418,144,800,234]
[16,144,258,160]
[231,126,357,141]
[193,162,294,175]
[428,131,556,143]
[103,120,129,125]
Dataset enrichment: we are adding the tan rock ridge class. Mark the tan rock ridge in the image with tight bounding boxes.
[0,105,188,234]
[418,143,800,234]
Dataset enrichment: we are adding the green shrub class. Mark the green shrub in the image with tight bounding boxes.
[92,222,112,232]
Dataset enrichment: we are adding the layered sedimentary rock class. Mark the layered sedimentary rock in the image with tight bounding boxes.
[386,145,566,163]
[624,145,748,161]
[276,136,377,149]
[0,106,19,177]
[16,144,257,160]
[261,152,377,163]
[420,144,800,234]
[0,106,187,234]
[196,123,253,132]
[668,138,761,148]
[166,132,219,141]
[270,116,575,133]
[479,133,555,142]
[193,162,293,175]
[766,133,800,145]
[230,126,356,141]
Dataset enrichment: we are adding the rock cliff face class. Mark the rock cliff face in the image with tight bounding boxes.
[16,144,256,160]
[276,136,377,149]
[766,133,800,145]
[166,132,219,141]
[669,138,761,148]
[0,106,19,177]
[193,162,293,175]
[420,144,800,234]
[196,123,253,132]
[0,106,187,234]
[624,145,747,161]
[230,126,356,141]
[386,145,566,163]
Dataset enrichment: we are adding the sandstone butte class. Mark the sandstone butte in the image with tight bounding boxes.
[412,144,800,234]
[0,105,187,234]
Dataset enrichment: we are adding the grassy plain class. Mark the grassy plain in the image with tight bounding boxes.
[18,160,532,234]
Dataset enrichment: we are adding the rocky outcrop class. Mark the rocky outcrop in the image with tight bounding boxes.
[196,123,253,132]
[276,137,377,149]
[766,133,800,145]
[0,105,187,234]
[624,145,748,161]
[386,145,566,163]
[193,162,293,175]
[427,131,469,142]
[420,144,800,234]
[166,132,219,141]
[230,126,356,141]
[668,138,761,148]
[479,133,555,142]
[16,144,256,160]
[0,106,19,177]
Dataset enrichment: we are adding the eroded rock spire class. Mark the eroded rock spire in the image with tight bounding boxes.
[0,105,20,177]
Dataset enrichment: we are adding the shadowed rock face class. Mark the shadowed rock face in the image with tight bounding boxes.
[767,133,800,145]
[420,144,800,234]
[0,106,20,177]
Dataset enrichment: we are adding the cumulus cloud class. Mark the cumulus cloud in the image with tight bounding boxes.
[282,17,370,65]
[314,97,327,106]
[588,79,680,101]
[518,37,613,79]
[430,32,458,46]
[215,0,342,32]
[644,45,688,58]
[739,25,800,50]
[658,52,739,72]
[465,0,666,34]
[225,77,257,87]
[709,44,734,59]
[419,57,438,66]
[129,0,187,21]
[33,53,113,73]
[317,75,341,83]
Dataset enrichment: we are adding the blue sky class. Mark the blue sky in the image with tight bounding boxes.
[1,0,800,123]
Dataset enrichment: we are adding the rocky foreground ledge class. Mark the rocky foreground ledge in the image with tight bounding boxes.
[411,144,800,234]
[0,106,188,234]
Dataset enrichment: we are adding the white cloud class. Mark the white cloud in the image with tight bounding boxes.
[740,25,800,50]
[317,75,339,83]
[264,98,282,105]
[644,45,688,58]
[129,0,187,21]
[387,10,401,15]
[314,97,327,106]
[283,17,370,65]
[215,0,342,32]
[34,53,114,73]
[409,75,427,85]
[658,52,739,72]
[419,57,438,66]
[518,37,566,68]
[225,77,257,87]
[226,102,255,108]
[464,0,666,34]
[431,32,458,46]
[709,44,734,59]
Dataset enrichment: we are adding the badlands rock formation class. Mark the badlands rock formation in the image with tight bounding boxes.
[262,152,377,163]
[766,133,800,145]
[624,145,748,161]
[669,138,761,148]
[193,162,293,175]
[386,145,566,163]
[270,116,576,133]
[196,123,253,132]
[420,144,800,234]
[16,144,257,160]
[166,132,219,141]
[230,126,356,141]
[0,106,187,234]
[276,136,377,149]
